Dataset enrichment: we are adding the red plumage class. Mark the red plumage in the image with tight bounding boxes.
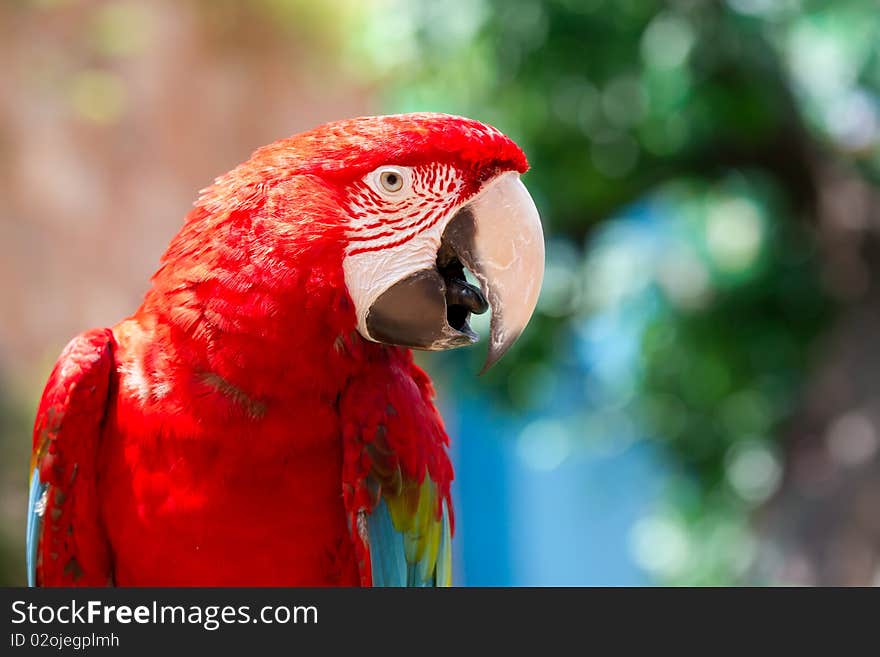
[29,113,528,585]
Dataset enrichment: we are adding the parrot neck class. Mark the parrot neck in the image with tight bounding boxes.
[136,206,372,400]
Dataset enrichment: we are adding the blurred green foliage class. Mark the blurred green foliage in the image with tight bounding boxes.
[352,0,880,582]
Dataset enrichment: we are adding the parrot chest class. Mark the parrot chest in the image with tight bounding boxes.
[99,353,359,585]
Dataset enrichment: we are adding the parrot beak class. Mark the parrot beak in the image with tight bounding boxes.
[363,172,544,371]
[439,172,544,371]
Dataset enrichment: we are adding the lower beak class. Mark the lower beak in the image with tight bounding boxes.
[365,172,544,370]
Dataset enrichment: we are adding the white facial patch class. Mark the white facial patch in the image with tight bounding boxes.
[342,163,464,341]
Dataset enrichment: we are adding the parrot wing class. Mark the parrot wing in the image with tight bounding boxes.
[340,353,453,587]
[28,328,115,586]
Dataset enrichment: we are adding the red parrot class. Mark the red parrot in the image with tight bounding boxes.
[27,113,544,586]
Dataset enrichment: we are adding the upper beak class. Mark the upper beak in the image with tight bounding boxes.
[441,172,545,371]
[364,172,544,370]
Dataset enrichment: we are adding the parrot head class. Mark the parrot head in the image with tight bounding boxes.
[193,113,544,370]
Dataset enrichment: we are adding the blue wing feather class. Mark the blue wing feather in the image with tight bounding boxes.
[26,468,48,587]
[367,495,452,587]
[367,498,407,587]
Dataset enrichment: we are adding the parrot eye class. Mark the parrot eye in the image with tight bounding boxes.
[377,168,407,193]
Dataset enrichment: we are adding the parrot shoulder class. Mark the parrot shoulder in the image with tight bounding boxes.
[28,327,116,586]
